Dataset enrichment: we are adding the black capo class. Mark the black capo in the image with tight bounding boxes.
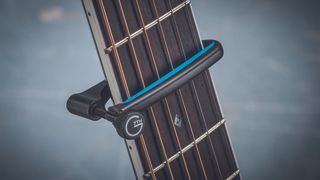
[67,40,223,139]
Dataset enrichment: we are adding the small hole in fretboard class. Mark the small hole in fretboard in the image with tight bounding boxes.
[87,12,91,16]
[128,145,132,150]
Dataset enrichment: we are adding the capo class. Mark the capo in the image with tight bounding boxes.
[66,39,223,140]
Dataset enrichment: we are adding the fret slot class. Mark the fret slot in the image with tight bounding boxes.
[144,119,226,177]
[104,0,191,53]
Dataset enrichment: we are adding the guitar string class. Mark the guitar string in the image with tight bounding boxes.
[152,0,210,179]
[99,0,225,179]
[114,0,175,179]
[203,71,239,176]
[166,1,224,179]
[183,2,234,178]
[185,2,240,177]
[134,0,192,179]
[97,1,156,179]
[174,2,239,177]
[149,0,208,179]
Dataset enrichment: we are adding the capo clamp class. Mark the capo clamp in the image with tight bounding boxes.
[66,40,223,139]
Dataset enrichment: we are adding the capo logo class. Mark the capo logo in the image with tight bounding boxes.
[125,113,144,138]
[133,119,143,128]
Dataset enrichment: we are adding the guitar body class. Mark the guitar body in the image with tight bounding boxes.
[82,0,240,179]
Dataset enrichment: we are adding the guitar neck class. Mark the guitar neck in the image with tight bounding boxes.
[82,0,240,179]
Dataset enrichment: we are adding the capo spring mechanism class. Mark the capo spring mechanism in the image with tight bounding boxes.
[66,40,223,140]
[66,81,144,139]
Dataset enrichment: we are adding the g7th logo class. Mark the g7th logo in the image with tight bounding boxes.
[125,114,144,138]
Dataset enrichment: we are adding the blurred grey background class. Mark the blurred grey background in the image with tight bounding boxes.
[0,0,319,179]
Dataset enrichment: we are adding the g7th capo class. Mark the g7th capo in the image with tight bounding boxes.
[66,40,223,139]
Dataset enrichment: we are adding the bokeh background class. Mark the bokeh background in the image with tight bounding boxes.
[1,0,319,179]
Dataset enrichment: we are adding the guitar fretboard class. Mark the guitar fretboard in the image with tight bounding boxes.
[90,0,240,179]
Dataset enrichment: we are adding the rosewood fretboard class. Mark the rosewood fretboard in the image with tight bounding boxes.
[85,0,240,179]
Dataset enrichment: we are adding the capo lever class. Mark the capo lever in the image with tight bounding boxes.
[66,81,144,139]
[66,40,223,140]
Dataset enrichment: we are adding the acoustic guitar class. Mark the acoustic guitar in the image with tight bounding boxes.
[67,0,241,179]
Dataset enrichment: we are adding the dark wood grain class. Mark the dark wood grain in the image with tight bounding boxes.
[92,0,239,179]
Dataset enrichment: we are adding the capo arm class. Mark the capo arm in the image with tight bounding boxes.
[66,39,223,139]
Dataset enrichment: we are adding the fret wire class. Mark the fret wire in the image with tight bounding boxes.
[145,119,226,177]
[145,20,158,29]
[158,10,172,21]
[172,1,188,13]
[131,29,143,38]
[226,169,240,180]
[115,1,175,179]
[133,0,191,179]
[97,1,156,179]
[104,0,191,53]
[167,1,224,179]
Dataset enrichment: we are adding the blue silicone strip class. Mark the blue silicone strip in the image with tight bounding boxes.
[123,42,216,104]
